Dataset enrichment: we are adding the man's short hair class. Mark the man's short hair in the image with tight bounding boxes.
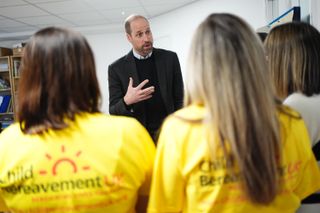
[124,14,149,35]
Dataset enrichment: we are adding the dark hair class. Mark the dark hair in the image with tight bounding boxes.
[18,27,101,134]
[265,22,320,98]
[257,32,268,42]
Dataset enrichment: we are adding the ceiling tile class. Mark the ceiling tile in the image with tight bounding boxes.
[0,29,9,33]
[73,19,111,27]
[35,22,76,29]
[17,15,71,25]
[0,0,201,40]
[0,5,49,18]
[58,12,105,22]
[144,3,185,16]
[0,0,28,7]
[83,0,141,10]
[58,12,112,26]
[101,7,148,22]
[25,0,68,3]
[140,0,193,4]
[36,0,94,14]
[2,26,38,33]
[0,18,28,27]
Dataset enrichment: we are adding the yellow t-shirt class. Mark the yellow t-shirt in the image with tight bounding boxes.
[148,105,320,213]
[0,113,155,213]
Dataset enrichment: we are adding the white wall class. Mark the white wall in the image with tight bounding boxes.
[267,0,320,29]
[311,0,320,30]
[85,33,130,113]
[277,0,311,21]
[151,0,266,77]
[85,0,266,113]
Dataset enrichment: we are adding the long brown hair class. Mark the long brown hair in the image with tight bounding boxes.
[18,27,101,134]
[186,14,280,204]
[265,22,320,99]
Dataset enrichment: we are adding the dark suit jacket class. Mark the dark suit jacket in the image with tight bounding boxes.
[108,48,184,126]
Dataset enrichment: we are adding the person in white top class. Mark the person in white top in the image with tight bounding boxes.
[284,93,320,146]
[265,22,320,213]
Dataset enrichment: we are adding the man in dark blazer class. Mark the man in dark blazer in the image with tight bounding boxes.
[108,14,184,141]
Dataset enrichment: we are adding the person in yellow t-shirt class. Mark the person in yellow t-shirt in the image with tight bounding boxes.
[148,13,320,213]
[264,22,320,213]
[0,27,155,213]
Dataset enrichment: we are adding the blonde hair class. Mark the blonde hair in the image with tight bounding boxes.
[186,13,280,204]
[265,22,320,99]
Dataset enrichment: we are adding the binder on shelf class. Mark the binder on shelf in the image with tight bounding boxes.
[0,95,11,113]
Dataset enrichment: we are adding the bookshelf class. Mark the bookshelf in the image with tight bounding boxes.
[0,47,24,132]
[10,54,23,121]
[0,56,14,132]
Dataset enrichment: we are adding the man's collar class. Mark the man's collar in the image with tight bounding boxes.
[132,49,153,60]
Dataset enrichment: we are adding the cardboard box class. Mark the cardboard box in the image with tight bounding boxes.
[13,47,24,56]
[0,47,12,56]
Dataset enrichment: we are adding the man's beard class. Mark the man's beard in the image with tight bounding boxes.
[142,42,153,53]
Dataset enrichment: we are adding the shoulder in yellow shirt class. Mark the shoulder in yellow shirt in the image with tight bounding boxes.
[148,105,320,213]
[0,113,155,213]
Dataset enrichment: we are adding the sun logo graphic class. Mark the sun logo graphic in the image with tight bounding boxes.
[39,145,90,176]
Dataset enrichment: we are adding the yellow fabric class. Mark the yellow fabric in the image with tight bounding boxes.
[148,105,320,213]
[0,113,155,213]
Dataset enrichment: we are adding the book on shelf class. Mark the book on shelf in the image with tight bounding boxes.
[0,111,13,120]
[0,63,9,71]
[0,107,13,132]
[2,121,13,127]
[0,120,13,132]
[0,47,12,56]
[0,77,10,90]
[7,97,13,113]
[13,60,21,77]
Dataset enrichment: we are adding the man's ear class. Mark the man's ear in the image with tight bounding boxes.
[126,33,132,43]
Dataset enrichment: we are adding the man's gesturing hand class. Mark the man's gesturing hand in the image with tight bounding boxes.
[124,77,155,105]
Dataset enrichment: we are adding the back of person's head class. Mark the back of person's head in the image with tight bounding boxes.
[18,27,101,134]
[186,13,280,204]
[265,22,320,99]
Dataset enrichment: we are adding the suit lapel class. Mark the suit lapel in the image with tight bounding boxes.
[154,49,168,106]
[125,50,140,86]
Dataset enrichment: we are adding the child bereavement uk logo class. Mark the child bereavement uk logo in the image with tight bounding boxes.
[39,145,90,176]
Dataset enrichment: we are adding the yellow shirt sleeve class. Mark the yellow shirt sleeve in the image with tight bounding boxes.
[130,124,156,195]
[291,119,320,199]
[0,194,9,211]
[123,119,156,195]
[148,117,185,213]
